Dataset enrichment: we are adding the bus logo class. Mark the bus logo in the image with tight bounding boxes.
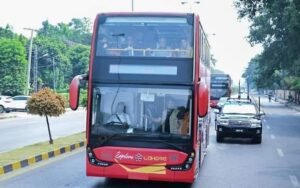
[115,151,134,161]
[135,153,143,162]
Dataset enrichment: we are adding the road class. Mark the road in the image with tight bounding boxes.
[1,97,300,187]
[0,110,86,152]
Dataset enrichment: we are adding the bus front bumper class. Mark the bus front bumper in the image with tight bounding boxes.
[86,160,196,183]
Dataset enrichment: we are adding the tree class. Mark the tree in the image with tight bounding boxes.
[34,36,72,90]
[69,44,90,77]
[27,88,66,144]
[234,0,300,90]
[0,38,27,95]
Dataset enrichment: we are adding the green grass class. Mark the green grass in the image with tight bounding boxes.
[0,132,85,166]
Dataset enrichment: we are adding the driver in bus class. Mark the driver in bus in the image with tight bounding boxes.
[107,102,131,126]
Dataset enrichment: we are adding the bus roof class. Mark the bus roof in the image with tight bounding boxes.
[97,12,194,17]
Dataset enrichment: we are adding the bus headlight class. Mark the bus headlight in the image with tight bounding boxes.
[87,147,112,167]
[166,151,195,171]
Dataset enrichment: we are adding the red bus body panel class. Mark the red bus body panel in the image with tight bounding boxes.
[87,147,194,182]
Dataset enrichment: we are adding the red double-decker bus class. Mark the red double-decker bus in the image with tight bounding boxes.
[69,12,210,183]
[210,73,232,108]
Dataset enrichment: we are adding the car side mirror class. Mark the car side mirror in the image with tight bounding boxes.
[214,109,220,114]
[259,111,265,116]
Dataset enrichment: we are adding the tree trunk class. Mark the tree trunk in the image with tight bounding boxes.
[46,115,53,144]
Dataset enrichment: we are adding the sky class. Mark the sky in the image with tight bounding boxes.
[0,0,262,85]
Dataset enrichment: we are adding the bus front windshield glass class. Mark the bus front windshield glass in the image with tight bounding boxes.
[96,16,193,58]
[91,86,192,139]
[211,88,229,100]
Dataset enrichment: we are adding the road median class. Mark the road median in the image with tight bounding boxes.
[0,132,85,175]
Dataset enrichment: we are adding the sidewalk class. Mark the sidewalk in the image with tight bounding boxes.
[274,98,300,112]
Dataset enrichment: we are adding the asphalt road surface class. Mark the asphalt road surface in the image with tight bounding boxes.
[1,97,300,188]
[0,110,86,152]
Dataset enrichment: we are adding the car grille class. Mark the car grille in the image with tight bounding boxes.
[228,119,251,127]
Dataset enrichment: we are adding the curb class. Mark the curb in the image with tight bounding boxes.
[287,105,300,112]
[0,115,17,120]
[0,141,85,175]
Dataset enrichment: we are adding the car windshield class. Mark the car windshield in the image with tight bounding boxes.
[218,97,228,103]
[222,103,257,115]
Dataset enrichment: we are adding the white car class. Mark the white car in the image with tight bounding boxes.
[0,95,11,113]
[4,95,31,112]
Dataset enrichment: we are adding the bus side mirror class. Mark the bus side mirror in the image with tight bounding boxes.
[198,84,209,117]
[69,74,87,110]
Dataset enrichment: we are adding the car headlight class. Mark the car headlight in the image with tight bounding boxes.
[218,119,229,126]
[250,120,262,128]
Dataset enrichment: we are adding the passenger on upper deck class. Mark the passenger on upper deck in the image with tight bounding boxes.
[177,39,193,58]
[122,36,135,56]
[152,37,172,57]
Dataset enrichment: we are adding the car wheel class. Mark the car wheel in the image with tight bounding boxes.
[216,132,223,143]
[252,135,262,144]
[0,105,4,113]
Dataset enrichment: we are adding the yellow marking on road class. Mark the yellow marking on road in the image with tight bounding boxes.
[42,153,49,160]
[28,157,35,165]
[0,167,4,175]
[12,162,21,170]
[54,149,61,156]
[65,146,71,152]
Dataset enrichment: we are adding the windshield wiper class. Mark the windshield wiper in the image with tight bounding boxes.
[99,133,125,146]
[152,139,185,152]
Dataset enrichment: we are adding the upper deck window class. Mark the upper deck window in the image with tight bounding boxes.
[96,16,194,58]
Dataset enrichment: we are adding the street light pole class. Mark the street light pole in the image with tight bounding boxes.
[131,0,134,12]
[34,45,38,93]
[181,0,200,12]
[24,28,38,95]
[52,57,56,92]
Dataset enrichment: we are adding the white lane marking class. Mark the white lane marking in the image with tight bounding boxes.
[277,148,284,157]
[289,175,300,187]
[263,119,267,123]
[270,134,276,140]
[266,125,271,130]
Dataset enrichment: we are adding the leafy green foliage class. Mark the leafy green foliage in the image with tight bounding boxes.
[0,38,27,95]
[27,88,66,117]
[80,90,87,107]
[236,0,300,91]
[69,44,90,78]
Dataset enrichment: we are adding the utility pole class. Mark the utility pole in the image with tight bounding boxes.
[24,28,38,95]
[53,57,56,92]
[34,45,38,92]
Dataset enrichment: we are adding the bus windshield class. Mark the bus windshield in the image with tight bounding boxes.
[91,85,192,139]
[96,16,194,58]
